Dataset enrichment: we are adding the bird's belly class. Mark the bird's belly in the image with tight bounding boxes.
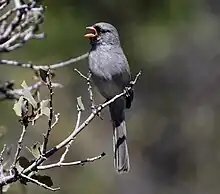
[92,75,121,99]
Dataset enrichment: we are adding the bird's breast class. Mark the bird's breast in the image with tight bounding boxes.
[88,47,130,99]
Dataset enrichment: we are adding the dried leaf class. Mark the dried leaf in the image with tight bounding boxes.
[39,68,48,83]
[16,163,24,174]
[40,99,50,117]
[77,96,85,111]
[2,184,11,192]
[26,142,42,158]
[51,82,63,88]
[21,81,37,109]
[32,175,53,187]
[13,96,24,116]
[18,156,31,168]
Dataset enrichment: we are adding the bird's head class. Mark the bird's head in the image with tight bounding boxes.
[85,22,120,46]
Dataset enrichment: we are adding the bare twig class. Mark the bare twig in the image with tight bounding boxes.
[0,0,9,11]
[74,69,96,112]
[20,173,60,191]
[74,68,88,80]
[0,53,89,70]
[37,153,106,170]
[0,144,6,164]
[0,0,44,52]
[42,69,54,154]
[0,5,28,23]
[58,97,84,163]
[51,113,60,129]
[59,104,82,163]
[12,124,28,167]
[0,81,42,101]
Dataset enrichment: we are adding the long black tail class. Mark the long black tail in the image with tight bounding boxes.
[109,97,130,173]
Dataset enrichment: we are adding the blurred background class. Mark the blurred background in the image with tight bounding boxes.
[1,0,220,193]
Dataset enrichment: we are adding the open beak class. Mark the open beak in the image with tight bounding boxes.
[84,26,98,38]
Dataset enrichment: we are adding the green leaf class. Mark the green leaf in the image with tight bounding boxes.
[31,175,53,187]
[21,81,37,109]
[13,96,24,117]
[26,142,42,158]
[18,156,31,168]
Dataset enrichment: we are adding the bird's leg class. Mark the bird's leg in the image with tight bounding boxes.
[124,86,130,98]
[124,86,134,109]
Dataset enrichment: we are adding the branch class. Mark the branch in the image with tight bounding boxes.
[74,69,96,112]
[37,153,106,170]
[0,81,42,101]
[0,1,44,52]
[12,124,28,167]
[59,102,83,163]
[0,53,89,70]
[42,69,54,154]
[0,145,6,164]
[20,173,60,191]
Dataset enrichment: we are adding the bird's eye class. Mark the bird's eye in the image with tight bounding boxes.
[101,29,111,33]
[94,26,110,34]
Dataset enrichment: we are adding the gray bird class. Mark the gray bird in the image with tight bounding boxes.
[85,22,133,173]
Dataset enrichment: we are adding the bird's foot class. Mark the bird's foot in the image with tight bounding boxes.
[92,104,103,120]
[124,86,131,98]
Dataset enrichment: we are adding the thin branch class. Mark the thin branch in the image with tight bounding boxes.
[74,69,96,112]
[42,69,53,154]
[12,124,28,167]
[74,68,88,80]
[51,113,60,129]
[0,0,9,11]
[0,5,28,23]
[37,153,106,170]
[14,0,22,8]
[0,144,6,164]
[49,53,89,69]
[1,32,45,52]
[0,1,44,52]
[59,102,82,163]
[0,81,42,101]
[0,173,16,186]
[20,173,60,191]
[0,53,89,70]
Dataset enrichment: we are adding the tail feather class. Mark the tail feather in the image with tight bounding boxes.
[109,98,130,173]
[113,120,130,173]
